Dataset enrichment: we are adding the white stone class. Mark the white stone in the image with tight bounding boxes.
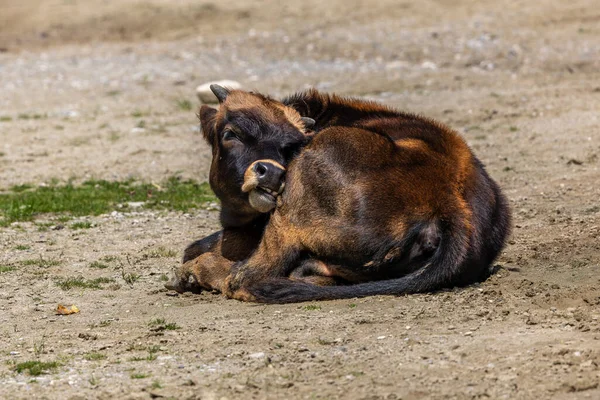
[421,61,438,70]
[196,80,242,103]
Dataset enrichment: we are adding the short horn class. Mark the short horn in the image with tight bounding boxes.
[301,117,315,129]
[210,84,230,103]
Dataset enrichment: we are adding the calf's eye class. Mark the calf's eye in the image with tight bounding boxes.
[223,130,239,142]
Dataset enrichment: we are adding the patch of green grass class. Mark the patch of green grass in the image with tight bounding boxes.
[14,244,31,250]
[0,177,216,226]
[69,137,91,147]
[70,221,93,230]
[122,270,140,285]
[149,318,166,326]
[570,259,588,268]
[509,126,519,132]
[102,255,119,262]
[317,338,334,345]
[348,303,357,308]
[106,90,121,97]
[303,305,322,311]
[35,222,54,232]
[148,318,180,331]
[89,319,113,328]
[585,205,600,214]
[54,125,65,130]
[159,274,169,282]
[55,276,115,290]
[131,372,150,379]
[0,152,5,157]
[20,257,61,268]
[0,266,15,273]
[129,354,157,362]
[90,261,110,269]
[108,131,121,142]
[131,110,146,118]
[84,352,107,361]
[11,184,34,193]
[145,246,178,259]
[126,343,147,352]
[148,345,161,354]
[0,116,12,122]
[176,99,193,111]
[14,360,60,376]
[151,380,163,389]
[18,113,47,120]
[348,371,365,377]
[136,120,146,129]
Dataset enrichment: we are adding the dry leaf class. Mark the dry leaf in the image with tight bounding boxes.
[56,304,80,315]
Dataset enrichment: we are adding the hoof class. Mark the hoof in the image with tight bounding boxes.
[164,271,191,293]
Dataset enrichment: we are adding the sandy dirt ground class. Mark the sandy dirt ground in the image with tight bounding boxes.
[1,0,600,398]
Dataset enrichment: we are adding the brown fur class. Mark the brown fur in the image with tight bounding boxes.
[168,88,511,303]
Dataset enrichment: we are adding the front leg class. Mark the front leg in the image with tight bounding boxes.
[224,218,302,301]
[183,230,223,263]
[166,252,238,294]
[183,220,265,263]
[179,252,235,293]
[169,224,265,293]
[166,231,224,293]
[169,252,256,301]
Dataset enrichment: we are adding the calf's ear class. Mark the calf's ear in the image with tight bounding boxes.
[199,105,218,144]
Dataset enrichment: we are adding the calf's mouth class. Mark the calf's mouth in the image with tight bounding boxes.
[241,159,286,213]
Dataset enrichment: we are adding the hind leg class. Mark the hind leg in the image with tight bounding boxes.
[289,259,338,286]
[408,221,441,261]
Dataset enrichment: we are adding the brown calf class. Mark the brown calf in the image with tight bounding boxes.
[166,86,511,303]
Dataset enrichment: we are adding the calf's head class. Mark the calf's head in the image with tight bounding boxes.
[199,85,314,226]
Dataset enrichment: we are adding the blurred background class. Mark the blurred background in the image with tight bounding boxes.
[1,0,598,187]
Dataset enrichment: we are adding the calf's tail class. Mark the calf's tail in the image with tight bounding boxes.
[250,216,472,303]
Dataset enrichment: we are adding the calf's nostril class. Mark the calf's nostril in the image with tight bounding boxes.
[254,162,268,177]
